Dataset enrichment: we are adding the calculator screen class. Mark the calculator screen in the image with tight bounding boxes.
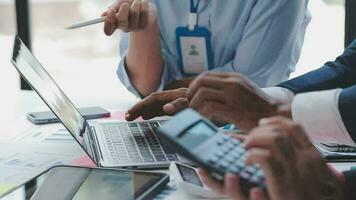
[179,122,216,149]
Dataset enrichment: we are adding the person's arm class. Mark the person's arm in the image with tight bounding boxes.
[103,0,165,98]
[289,88,355,146]
[211,0,310,87]
[258,86,356,146]
[279,40,356,93]
[343,170,356,200]
[339,85,356,142]
[122,4,164,97]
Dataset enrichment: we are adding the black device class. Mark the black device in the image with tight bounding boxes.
[27,106,111,125]
[0,165,169,200]
[157,109,265,194]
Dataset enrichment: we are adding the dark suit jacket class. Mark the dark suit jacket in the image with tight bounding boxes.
[278,41,356,200]
[343,170,356,200]
[279,40,356,142]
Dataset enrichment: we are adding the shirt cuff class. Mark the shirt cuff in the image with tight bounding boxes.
[261,87,295,104]
[291,89,356,146]
[117,56,167,98]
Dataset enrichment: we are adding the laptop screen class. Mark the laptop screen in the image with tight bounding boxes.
[11,36,87,144]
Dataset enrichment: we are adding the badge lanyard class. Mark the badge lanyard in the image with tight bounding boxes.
[188,0,201,30]
[176,0,212,76]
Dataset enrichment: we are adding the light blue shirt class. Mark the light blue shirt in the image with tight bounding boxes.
[118,0,311,97]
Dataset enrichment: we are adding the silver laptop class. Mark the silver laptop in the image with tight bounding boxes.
[11,35,181,169]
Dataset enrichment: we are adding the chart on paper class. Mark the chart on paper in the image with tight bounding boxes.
[0,143,83,189]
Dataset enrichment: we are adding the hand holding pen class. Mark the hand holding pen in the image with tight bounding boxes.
[102,0,154,35]
[67,0,155,34]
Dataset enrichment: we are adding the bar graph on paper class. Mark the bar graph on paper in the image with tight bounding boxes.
[11,124,75,144]
[0,144,80,185]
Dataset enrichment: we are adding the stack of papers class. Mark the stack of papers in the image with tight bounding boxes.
[314,143,356,161]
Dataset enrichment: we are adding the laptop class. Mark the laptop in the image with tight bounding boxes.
[11,35,181,169]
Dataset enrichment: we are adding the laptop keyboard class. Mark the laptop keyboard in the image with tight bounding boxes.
[101,121,179,165]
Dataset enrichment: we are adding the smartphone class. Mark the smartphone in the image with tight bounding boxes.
[27,106,111,124]
[169,162,226,198]
[0,165,169,200]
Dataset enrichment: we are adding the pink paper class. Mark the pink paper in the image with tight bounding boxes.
[70,156,96,167]
[107,111,143,121]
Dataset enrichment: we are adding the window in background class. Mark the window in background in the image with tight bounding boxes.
[0,0,347,100]
[0,0,20,93]
[29,0,136,108]
[293,0,345,78]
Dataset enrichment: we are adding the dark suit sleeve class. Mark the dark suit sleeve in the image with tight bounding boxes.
[278,40,356,93]
[343,170,356,200]
[339,85,356,141]
[278,40,356,140]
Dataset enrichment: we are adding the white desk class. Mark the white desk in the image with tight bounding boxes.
[1,91,355,200]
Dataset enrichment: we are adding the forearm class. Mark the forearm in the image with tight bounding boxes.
[126,19,164,97]
[343,170,356,200]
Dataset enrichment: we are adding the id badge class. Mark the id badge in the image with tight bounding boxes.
[176,27,212,75]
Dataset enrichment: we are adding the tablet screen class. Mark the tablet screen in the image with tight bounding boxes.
[0,166,168,200]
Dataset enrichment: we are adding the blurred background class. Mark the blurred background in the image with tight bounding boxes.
[0,0,350,116]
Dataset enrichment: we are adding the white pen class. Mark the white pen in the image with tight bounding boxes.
[66,17,106,30]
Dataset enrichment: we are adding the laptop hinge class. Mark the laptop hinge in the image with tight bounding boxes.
[88,127,104,164]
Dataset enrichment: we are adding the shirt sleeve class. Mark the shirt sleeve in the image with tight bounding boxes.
[291,89,356,146]
[343,170,356,200]
[261,87,295,104]
[338,85,356,143]
[211,0,310,87]
[279,40,356,93]
[116,33,175,98]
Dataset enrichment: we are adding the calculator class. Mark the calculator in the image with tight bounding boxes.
[157,109,266,194]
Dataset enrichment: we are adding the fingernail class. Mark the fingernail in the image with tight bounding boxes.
[125,113,130,118]
[163,104,175,113]
[258,118,270,125]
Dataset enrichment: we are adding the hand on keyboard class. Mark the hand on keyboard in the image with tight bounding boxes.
[125,88,188,121]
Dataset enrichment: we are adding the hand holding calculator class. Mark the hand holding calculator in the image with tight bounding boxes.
[157,109,266,194]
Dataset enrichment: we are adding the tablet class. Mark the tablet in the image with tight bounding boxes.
[0,166,169,200]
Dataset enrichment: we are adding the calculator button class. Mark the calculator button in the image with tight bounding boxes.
[235,147,245,154]
[221,146,231,153]
[227,142,236,149]
[226,155,236,163]
[244,166,257,174]
[240,171,250,179]
[231,151,243,160]
[256,169,264,177]
[250,176,261,183]
[218,161,230,169]
[217,140,224,146]
[218,137,229,145]
[235,161,245,169]
[232,139,241,145]
[229,166,241,174]
[209,156,219,164]
[215,151,224,158]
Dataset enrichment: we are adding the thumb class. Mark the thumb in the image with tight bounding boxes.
[250,188,269,200]
[163,98,189,115]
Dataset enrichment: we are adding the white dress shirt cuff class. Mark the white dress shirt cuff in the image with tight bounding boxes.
[261,87,295,104]
[291,89,356,146]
